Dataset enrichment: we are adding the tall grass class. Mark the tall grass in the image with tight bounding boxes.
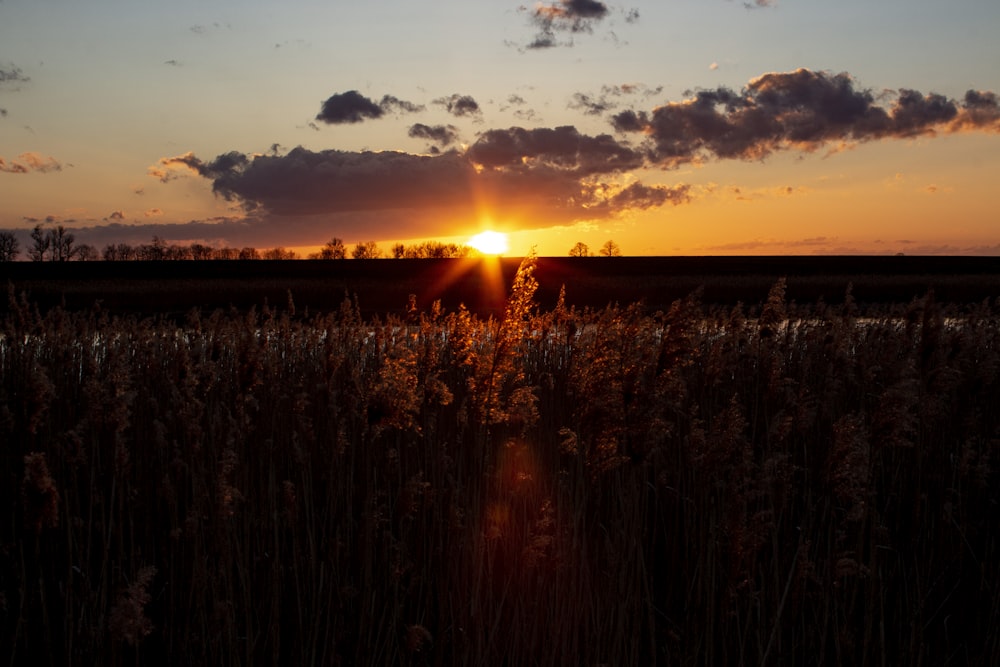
[1,265,999,665]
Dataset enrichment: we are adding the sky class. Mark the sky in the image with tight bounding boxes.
[1,0,999,258]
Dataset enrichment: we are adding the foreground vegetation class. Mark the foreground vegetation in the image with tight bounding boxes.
[2,258,999,665]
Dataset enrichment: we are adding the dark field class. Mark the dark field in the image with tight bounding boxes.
[3,255,1000,316]
[2,256,999,665]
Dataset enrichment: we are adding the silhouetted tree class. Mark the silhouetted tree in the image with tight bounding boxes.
[238,247,261,260]
[351,241,382,259]
[75,244,99,261]
[49,226,77,261]
[29,224,79,261]
[137,236,168,260]
[569,242,591,257]
[319,237,347,259]
[0,231,19,261]
[190,243,214,260]
[402,241,470,258]
[29,225,50,261]
[103,243,137,261]
[391,242,406,259]
[599,239,621,257]
[262,247,299,260]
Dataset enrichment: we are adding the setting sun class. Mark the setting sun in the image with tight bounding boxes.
[468,230,509,255]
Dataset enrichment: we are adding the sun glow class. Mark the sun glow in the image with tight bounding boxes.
[468,230,509,256]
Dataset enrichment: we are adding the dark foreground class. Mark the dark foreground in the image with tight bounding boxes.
[2,257,999,665]
[3,255,1000,316]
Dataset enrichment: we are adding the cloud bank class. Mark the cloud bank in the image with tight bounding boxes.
[612,69,1000,165]
[136,69,1000,246]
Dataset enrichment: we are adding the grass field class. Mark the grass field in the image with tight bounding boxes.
[2,256,999,665]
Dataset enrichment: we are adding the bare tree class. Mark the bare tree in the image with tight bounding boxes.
[391,242,406,259]
[0,231,19,261]
[137,236,169,260]
[599,240,622,257]
[74,244,99,261]
[569,242,590,257]
[49,226,77,261]
[103,243,138,261]
[319,237,347,259]
[351,241,382,259]
[29,224,50,261]
[262,247,298,260]
[190,243,214,260]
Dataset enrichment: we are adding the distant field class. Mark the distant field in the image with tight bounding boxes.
[2,256,1000,316]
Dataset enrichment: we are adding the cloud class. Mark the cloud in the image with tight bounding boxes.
[380,94,425,114]
[0,152,63,174]
[140,70,1000,247]
[519,0,637,49]
[107,210,126,221]
[596,182,691,212]
[612,69,1000,166]
[0,64,30,84]
[190,23,229,34]
[151,124,682,240]
[408,123,460,148]
[743,0,776,8]
[315,91,385,124]
[433,94,481,118]
[315,91,424,125]
[466,125,644,175]
[568,92,613,116]
[568,83,663,115]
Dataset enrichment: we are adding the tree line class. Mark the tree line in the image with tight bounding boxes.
[0,228,475,262]
[0,225,624,261]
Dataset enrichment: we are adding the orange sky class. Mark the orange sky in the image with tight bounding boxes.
[1,0,998,257]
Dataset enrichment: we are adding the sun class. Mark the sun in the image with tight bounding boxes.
[468,230,509,256]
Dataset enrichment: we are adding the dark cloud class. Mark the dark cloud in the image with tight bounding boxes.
[467,125,643,175]
[519,1,638,49]
[408,123,460,147]
[530,0,609,36]
[380,95,425,114]
[599,182,691,212]
[613,69,1000,165]
[164,59,182,67]
[0,64,30,84]
[316,91,386,124]
[0,108,6,118]
[434,94,481,118]
[316,91,424,124]
[151,125,675,239]
[569,93,612,116]
[568,84,662,116]
[0,152,62,174]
